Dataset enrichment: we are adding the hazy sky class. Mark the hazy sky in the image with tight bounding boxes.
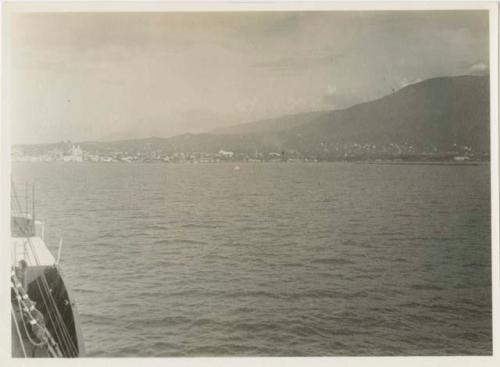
[8,11,489,144]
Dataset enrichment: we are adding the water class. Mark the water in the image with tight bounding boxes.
[12,162,492,356]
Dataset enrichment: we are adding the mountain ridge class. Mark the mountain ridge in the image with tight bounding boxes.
[14,75,490,160]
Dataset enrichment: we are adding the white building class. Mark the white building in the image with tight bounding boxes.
[218,149,234,158]
[63,145,83,162]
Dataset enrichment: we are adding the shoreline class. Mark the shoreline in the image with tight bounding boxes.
[11,160,490,166]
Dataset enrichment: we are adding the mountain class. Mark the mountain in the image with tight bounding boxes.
[212,110,327,135]
[294,75,489,153]
[15,75,490,160]
[208,75,490,156]
[152,75,489,158]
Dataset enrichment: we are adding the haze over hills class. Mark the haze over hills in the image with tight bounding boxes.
[14,75,490,161]
[211,111,327,136]
[209,75,490,155]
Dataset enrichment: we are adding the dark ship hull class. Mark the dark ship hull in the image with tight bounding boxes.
[11,263,85,357]
[11,209,85,358]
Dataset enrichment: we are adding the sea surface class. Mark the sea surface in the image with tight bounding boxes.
[12,162,492,356]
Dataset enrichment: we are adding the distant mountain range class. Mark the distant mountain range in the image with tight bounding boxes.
[213,75,490,152]
[15,75,490,160]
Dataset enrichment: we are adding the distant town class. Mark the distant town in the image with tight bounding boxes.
[12,143,314,163]
[11,140,489,164]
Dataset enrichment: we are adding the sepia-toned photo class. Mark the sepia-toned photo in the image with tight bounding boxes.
[1,1,498,364]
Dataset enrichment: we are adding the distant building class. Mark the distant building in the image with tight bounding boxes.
[63,145,83,162]
[100,156,113,163]
[86,154,100,162]
[48,149,64,161]
[218,149,234,158]
[120,156,134,163]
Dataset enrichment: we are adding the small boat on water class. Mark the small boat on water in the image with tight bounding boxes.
[11,183,85,357]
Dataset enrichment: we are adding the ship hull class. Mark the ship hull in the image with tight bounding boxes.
[12,264,85,357]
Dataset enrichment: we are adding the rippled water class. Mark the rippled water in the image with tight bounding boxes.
[12,162,491,356]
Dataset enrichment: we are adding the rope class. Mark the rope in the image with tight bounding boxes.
[34,276,76,356]
[13,278,50,347]
[46,341,59,358]
[16,296,47,348]
[24,237,78,357]
[11,276,63,357]
[11,181,79,357]
[10,229,68,354]
[11,220,77,356]
[11,308,27,357]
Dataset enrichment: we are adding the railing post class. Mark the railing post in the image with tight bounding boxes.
[56,239,63,265]
[32,184,35,234]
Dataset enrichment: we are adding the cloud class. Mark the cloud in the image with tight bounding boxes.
[252,54,342,70]
[469,62,489,74]
[322,88,363,110]
[400,77,422,88]
[10,11,490,144]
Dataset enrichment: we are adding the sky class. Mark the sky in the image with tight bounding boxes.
[7,11,489,144]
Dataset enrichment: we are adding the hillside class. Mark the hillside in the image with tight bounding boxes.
[15,75,490,161]
[208,75,490,156]
[161,75,490,158]
[287,75,489,154]
[212,111,327,135]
